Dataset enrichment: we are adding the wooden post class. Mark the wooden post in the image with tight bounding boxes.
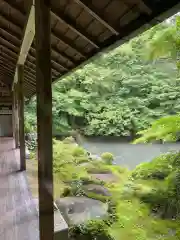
[35,0,54,239]
[18,65,26,171]
[13,84,19,148]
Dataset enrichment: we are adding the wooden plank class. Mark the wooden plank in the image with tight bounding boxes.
[74,0,119,35]
[17,65,25,170]
[0,138,39,240]
[35,0,54,240]
[51,10,99,49]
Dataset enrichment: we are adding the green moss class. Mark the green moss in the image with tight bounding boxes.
[84,191,110,202]
[101,152,114,165]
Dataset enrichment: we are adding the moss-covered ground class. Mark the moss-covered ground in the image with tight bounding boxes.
[26,138,180,240]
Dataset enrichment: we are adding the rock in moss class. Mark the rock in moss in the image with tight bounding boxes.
[82,184,111,197]
[55,197,108,225]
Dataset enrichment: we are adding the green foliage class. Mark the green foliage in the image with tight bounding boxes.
[69,219,110,240]
[101,152,114,165]
[51,139,180,239]
[25,20,180,138]
[131,150,180,219]
[132,152,177,180]
[134,114,180,143]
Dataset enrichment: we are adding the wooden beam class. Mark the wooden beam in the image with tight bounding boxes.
[51,10,99,49]
[74,0,119,35]
[35,1,54,240]
[17,4,35,65]
[17,65,26,170]
[12,2,35,88]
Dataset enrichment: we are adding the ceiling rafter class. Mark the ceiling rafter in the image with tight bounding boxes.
[51,10,99,49]
[0,2,84,65]
[0,55,37,86]
[24,78,36,88]
[0,63,15,75]
[0,64,14,76]
[51,29,86,59]
[0,30,69,74]
[23,80,35,90]
[0,56,15,67]
[24,76,36,87]
[0,68,12,77]
[0,45,18,60]
[74,0,119,35]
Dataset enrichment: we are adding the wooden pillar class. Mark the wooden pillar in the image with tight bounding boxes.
[35,0,54,239]
[13,84,19,148]
[18,65,26,171]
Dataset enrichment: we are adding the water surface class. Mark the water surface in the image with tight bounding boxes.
[81,139,180,170]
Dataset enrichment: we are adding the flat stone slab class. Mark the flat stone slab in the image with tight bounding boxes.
[55,197,108,225]
[91,173,119,183]
[83,184,111,196]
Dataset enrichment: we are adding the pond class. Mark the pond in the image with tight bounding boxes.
[80,138,180,170]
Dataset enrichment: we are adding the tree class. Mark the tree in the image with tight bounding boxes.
[25,17,180,138]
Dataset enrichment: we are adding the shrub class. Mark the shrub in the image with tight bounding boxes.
[101,152,114,165]
[72,146,86,157]
[69,219,110,240]
[132,152,177,180]
[62,136,76,144]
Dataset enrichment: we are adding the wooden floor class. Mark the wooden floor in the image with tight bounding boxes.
[0,138,39,240]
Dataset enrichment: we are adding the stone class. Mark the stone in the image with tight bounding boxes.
[91,173,119,183]
[82,184,111,196]
[55,197,108,225]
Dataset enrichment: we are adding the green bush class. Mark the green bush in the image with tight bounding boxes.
[69,219,110,240]
[132,152,176,180]
[62,136,76,144]
[101,152,114,165]
[72,146,86,157]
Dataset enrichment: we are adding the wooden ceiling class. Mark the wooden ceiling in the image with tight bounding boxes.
[0,0,179,104]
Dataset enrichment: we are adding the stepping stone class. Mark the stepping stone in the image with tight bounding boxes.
[82,184,111,196]
[91,173,119,183]
[55,197,108,225]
